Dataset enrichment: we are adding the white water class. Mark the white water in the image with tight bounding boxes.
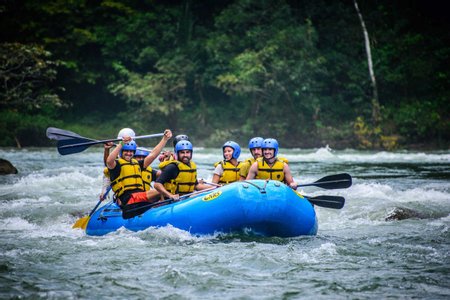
[0,147,449,299]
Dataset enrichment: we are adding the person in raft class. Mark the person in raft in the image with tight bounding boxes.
[106,129,172,219]
[157,134,189,163]
[154,140,210,200]
[212,141,242,185]
[99,128,136,201]
[134,147,160,192]
[239,137,264,181]
[246,138,297,189]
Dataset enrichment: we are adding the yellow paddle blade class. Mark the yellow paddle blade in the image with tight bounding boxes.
[72,216,90,230]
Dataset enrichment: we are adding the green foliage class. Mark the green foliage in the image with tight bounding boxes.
[388,101,445,141]
[0,110,63,147]
[0,43,63,111]
[0,0,448,149]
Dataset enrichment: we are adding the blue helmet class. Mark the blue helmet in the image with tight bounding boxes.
[173,134,190,148]
[248,137,264,149]
[175,140,193,153]
[135,147,150,157]
[262,138,279,156]
[222,141,241,159]
[121,140,137,157]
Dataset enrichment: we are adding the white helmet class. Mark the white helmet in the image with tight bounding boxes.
[117,128,136,139]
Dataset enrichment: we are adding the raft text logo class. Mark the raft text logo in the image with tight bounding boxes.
[202,191,222,201]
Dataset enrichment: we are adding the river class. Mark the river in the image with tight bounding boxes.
[0,146,449,299]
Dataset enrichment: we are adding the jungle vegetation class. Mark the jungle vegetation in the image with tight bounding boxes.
[1,0,448,149]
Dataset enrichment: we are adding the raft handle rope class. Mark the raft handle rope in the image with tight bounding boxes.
[242,180,267,194]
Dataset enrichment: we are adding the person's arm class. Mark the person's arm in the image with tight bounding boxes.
[246,162,258,180]
[151,169,159,181]
[283,164,297,189]
[211,163,224,184]
[195,182,212,191]
[239,161,250,181]
[143,129,172,168]
[103,142,114,166]
[99,174,111,200]
[106,136,131,169]
[153,182,175,200]
[153,164,179,199]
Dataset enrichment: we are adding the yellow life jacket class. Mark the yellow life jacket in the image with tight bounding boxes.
[214,160,242,184]
[162,161,197,195]
[141,166,153,191]
[110,158,144,197]
[158,159,176,193]
[103,167,109,177]
[239,157,256,178]
[158,158,175,170]
[256,157,285,181]
[278,156,289,164]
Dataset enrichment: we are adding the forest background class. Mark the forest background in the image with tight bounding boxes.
[1,0,449,150]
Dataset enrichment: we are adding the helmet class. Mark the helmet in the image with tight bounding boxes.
[121,140,137,152]
[135,147,150,157]
[262,138,279,156]
[173,134,190,148]
[175,140,193,153]
[222,141,241,159]
[248,137,264,149]
[117,128,136,139]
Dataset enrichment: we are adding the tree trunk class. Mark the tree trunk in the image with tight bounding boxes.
[354,0,381,125]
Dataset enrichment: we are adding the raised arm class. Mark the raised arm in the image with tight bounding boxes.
[143,129,172,168]
[106,136,131,169]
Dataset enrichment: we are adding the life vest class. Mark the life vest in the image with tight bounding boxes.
[161,161,197,195]
[103,167,109,178]
[239,157,256,178]
[214,160,242,184]
[158,159,174,170]
[278,156,289,164]
[141,166,153,191]
[110,158,144,197]
[256,157,285,181]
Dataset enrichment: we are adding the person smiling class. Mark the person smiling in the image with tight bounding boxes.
[212,141,242,185]
[246,138,297,189]
[239,137,264,181]
[154,140,209,200]
[106,129,172,218]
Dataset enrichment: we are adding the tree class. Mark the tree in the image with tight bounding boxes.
[206,0,325,144]
[353,0,380,126]
[0,43,63,110]
[0,43,64,147]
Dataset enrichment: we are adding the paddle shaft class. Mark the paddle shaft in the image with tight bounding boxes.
[124,186,218,214]
[59,133,164,149]
[88,187,112,217]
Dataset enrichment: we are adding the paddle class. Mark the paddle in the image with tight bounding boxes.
[297,173,352,190]
[46,127,94,141]
[123,186,219,215]
[305,195,345,209]
[73,187,111,230]
[47,127,165,154]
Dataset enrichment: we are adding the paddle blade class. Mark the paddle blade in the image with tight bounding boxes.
[299,173,352,190]
[46,127,85,140]
[72,216,90,229]
[306,195,345,209]
[57,137,94,155]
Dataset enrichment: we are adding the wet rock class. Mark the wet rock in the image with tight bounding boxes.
[385,207,425,221]
[0,159,18,175]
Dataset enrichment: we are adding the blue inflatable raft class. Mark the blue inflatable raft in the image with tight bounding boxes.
[85,180,318,237]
